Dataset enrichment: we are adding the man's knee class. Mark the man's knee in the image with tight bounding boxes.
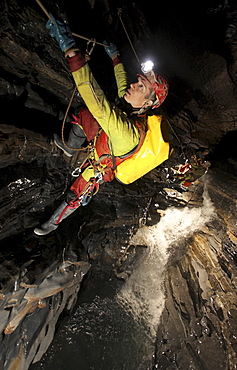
[65,190,76,203]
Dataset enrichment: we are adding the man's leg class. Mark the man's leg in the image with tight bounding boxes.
[54,123,86,157]
[34,175,88,236]
[54,106,100,156]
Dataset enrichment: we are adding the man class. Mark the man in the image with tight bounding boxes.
[34,15,169,236]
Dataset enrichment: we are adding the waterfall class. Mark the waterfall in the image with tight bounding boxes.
[117,182,215,339]
[34,182,217,370]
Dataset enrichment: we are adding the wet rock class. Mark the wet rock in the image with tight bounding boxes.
[0,0,237,369]
[155,170,237,369]
[0,239,90,370]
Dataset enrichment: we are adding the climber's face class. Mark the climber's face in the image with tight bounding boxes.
[124,76,153,108]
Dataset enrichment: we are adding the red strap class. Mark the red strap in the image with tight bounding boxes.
[55,204,70,225]
[55,180,99,224]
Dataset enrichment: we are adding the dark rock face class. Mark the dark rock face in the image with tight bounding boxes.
[0,0,237,369]
[155,171,237,369]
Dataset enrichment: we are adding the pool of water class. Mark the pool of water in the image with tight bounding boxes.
[31,183,214,370]
[31,270,155,370]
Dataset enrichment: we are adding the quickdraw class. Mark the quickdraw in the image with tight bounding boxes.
[69,180,98,208]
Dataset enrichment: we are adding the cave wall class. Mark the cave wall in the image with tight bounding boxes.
[0,0,237,369]
[155,171,237,369]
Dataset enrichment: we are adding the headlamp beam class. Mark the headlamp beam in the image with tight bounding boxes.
[141,60,154,74]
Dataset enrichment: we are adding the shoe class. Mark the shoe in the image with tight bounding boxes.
[34,223,58,236]
[54,134,75,157]
[54,124,86,157]
[34,201,77,236]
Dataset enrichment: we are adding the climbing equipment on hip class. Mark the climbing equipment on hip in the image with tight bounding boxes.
[71,144,95,177]
[171,152,211,189]
[56,174,102,224]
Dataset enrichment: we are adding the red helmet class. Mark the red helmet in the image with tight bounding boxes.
[150,74,169,108]
[138,73,169,109]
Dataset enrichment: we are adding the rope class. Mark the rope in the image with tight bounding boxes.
[166,118,181,144]
[116,8,185,167]
[166,117,187,160]
[34,0,102,154]
[60,85,93,154]
[61,86,77,150]
[35,0,108,47]
[117,8,140,64]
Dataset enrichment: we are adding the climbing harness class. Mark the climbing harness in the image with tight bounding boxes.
[70,126,103,178]
[171,153,210,189]
[56,177,100,224]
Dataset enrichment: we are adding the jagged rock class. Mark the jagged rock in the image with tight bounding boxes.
[155,170,237,369]
[0,0,237,369]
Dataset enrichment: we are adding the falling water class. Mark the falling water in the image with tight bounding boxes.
[117,183,215,339]
[32,182,216,370]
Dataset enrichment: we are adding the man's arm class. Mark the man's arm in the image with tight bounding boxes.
[45,16,139,156]
[113,56,128,98]
[68,53,139,157]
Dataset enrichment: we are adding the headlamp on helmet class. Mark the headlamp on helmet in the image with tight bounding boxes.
[140,60,169,108]
[141,60,154,74]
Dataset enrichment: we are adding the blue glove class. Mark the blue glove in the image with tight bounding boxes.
[103,40,119,59]
[46,14,76,52]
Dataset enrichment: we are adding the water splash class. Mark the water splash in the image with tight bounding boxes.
[117,183,215,338]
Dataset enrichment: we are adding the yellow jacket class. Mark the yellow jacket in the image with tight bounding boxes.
[70,56,140,157]
[68,54,171,184]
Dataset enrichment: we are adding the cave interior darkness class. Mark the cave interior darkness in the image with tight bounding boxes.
[1,0,237,369]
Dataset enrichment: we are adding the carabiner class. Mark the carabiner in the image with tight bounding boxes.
[86,38,96,56]
[71,167,82,177]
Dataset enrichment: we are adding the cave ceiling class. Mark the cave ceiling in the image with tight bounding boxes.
[1,0,237,237]
[1,0,237,369]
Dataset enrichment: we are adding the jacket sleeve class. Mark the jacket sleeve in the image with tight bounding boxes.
[113,56,128,98]
[68,53,139,157]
